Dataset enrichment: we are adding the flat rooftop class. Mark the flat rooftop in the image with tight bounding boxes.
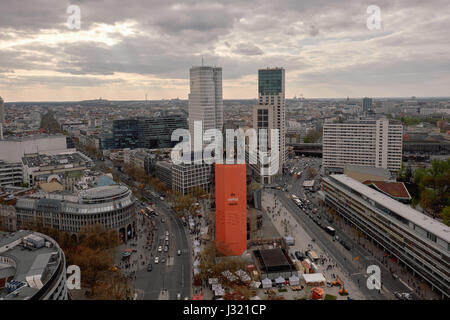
[329,174,450,243]
[0,230,62,300]
[22,152,86,168]
[253,248,295,273]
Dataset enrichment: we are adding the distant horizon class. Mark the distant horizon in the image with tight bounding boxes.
[3,96,450,104]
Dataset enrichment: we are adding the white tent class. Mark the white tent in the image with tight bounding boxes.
[289,275,300,286]
[302,273,326,285]
[250,281,261,288]
[193,268,200,275]
[262,278,272,288]
[208,278,218,285]
[214,287,225,297]
[275,276,285,285]
[251,295,262,300]
[193,259,200,267]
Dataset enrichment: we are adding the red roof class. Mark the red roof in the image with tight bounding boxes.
[363,180,411,200]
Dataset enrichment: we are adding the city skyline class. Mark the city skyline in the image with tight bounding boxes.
[1,0,450,101]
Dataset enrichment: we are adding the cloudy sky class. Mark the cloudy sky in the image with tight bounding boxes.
[1,0,449,101]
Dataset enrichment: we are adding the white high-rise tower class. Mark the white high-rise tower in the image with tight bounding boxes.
[0,96,4,139]
[188,66,223,144]
[0,96,4,124]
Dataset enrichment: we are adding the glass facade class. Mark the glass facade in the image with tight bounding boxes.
[112,115,187,150]
[258,69,283,94]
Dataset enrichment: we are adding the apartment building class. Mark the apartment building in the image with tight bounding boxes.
[323,119,403,174]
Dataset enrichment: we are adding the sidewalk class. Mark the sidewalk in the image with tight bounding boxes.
[262,190,366,300]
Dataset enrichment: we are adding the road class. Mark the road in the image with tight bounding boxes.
[88,155,192,300]
[134,194,192,300]
[272,186,413,300]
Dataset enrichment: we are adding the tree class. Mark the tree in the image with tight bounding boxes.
[93,271,134,300]
[442,207,450,226]
[303,128,322,143]
[306,167,317,179]
[71,246,112,296]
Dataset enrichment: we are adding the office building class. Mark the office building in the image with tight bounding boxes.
[22,152,89,186]
[111,115,187,150]
[112,119,140,150]
[0,230,69,300]
[323,119,403,174]
[322,174,450,298]
[0,96,4,124]
[0,96,4,139]
[252,68,286,184]
[0,205,17,232]
[0,135,73,164]
[139,115,187,149]
[15,185,136,242]
[172,152,212,195]
[154,161,173,189]
[362,97,373,113]
[215,164,247,256]
[188,66,223,144]
[0,160,23,187]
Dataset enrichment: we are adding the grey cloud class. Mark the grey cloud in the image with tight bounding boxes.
[0,0,449,96]
[232,43,264,55]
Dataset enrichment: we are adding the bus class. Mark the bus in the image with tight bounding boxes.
[325,226,336,237]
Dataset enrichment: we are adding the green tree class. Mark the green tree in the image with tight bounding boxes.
[442,207,450,226]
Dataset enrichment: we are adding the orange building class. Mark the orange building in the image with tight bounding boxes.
[215,163,247,256]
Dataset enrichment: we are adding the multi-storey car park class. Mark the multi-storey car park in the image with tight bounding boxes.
[322,174,450,299]
[15,185,136,242]
[0,230,68,300]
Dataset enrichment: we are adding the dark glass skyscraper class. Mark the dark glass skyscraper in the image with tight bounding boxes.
[258,68,283,94]
[112,115,187,150]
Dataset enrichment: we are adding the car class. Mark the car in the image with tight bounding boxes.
[154,257,159,263]
[165,231,169,236]
[161,257,166,263]
[160,197,165,201]
[147,264,152,272]
[158,246,162,252]
[177,293,182,300]
[394,292,413,300]
[161,219,165,223]
[294,251,305,261]
[177,249,182,256]
[164,245,168,252]
[340,241,352,251]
